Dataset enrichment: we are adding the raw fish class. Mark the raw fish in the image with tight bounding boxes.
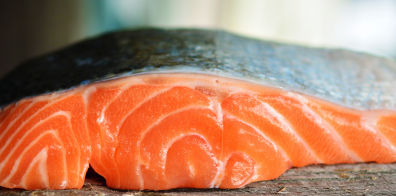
[0,29,396,190]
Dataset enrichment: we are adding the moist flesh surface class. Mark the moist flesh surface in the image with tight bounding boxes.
[0,74,395,190]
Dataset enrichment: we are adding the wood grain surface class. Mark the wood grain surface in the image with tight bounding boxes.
[1,162,395,195]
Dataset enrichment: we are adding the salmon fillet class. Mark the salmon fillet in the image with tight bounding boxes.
[0,29,395,190]
[0,74,395,190]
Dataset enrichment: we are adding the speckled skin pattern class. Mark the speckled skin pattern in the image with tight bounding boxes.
[1,29,395,110]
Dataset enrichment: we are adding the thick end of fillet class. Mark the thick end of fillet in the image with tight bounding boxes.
[0,95,91,190]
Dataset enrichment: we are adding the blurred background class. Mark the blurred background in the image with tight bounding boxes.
[1,0,396,79]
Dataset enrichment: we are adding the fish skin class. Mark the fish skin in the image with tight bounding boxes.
[1,29,396,110]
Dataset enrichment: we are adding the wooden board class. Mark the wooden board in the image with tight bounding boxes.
[1,162,395,195]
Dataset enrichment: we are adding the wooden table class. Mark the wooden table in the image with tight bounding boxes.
[1,162,395,195]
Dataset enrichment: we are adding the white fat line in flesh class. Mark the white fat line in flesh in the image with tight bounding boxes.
[222,113,292,167]
[159,133,219,188]
[0,111,71,169]
[251,163,259,182]
[287,92,364,162]
[212,161,224,188]
[208,97,224,187]
[1,130,65,186]
[361,113,396,153]
[83,85,114,186]
[113,87,173,134]
[20,147,50,189]
[82,86,97,168]
[81,90,93,187]
[81,162,90,181]
[208,97,224,170]
[0,101,35,142]
[213,154,230,188]
[0,96,74,156]
[301,102,363,162]
[208,98,224,130]
[99,86,172,143]
[95,82,137,124]
[27,73,256,101]
[97,86,172,188]
[135,105,212,188]
[119,74,215,91]
[82,86,97,107]
[253,98,322,163]
[1,97,79,181]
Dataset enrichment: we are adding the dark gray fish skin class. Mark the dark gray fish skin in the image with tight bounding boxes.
[1,29,396,110]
